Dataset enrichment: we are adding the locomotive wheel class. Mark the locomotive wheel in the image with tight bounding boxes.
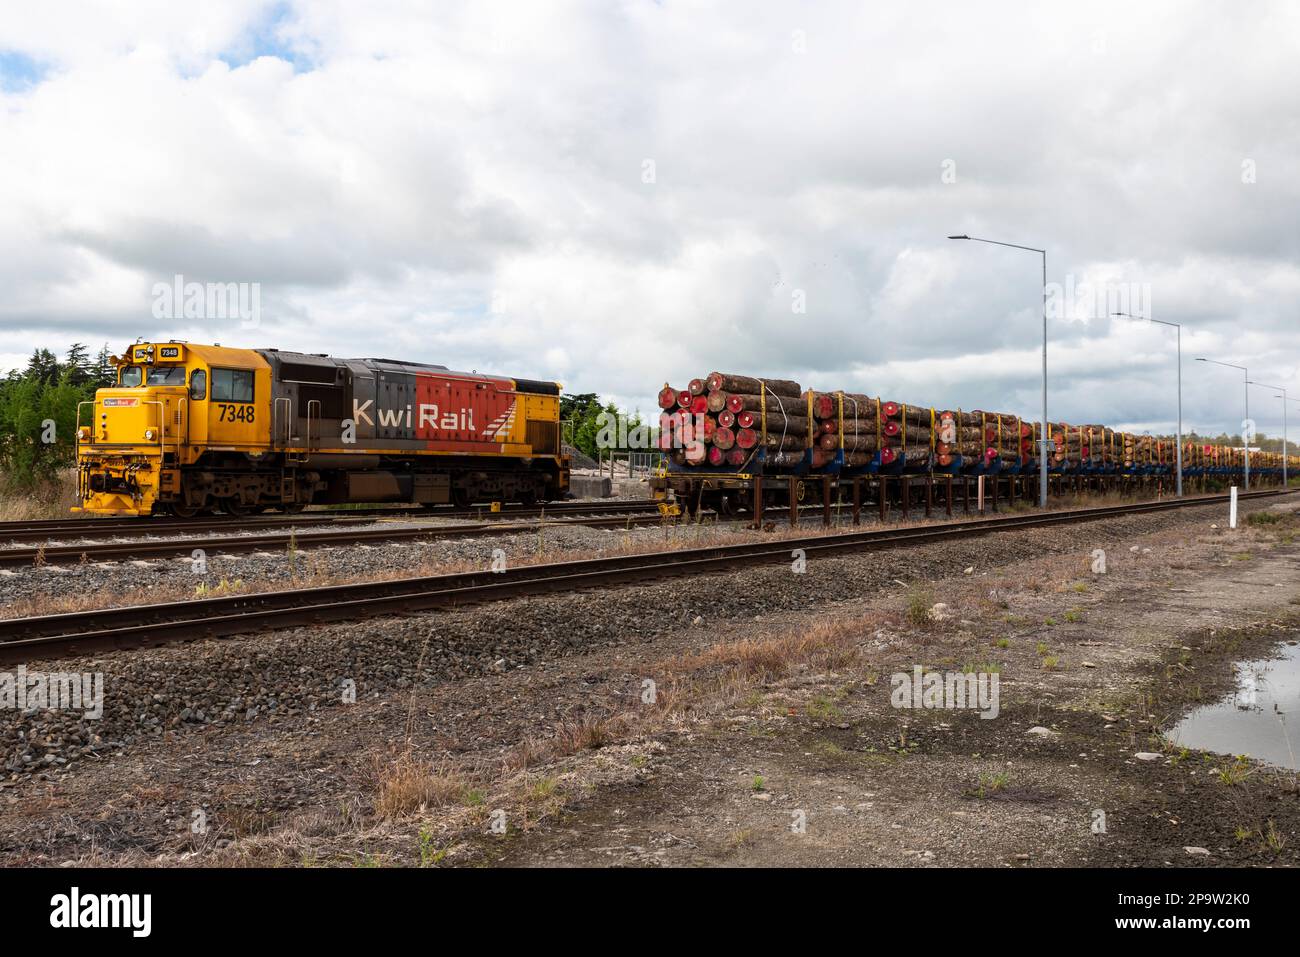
[452,487,473,508]
[281,502,305,514]
[517,489,537,507]
[169,502,199,519]
[221,497,248,517]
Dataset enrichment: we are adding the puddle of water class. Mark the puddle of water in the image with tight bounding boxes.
[1170,642,1300,769]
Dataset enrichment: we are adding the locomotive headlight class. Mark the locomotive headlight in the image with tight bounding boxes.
[144,429,157,441]
[77,426,91,441]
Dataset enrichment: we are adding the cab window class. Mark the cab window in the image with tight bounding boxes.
[190,369,207,400]
[212,368,255,403]
[145,366,187,386]
[120,366,143,387]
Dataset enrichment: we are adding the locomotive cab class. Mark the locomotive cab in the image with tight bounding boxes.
[75,343,195,515]
[75,341,271,516]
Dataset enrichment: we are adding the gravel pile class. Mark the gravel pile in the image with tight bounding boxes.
[0,519,725,610]
[0,502,1244,780]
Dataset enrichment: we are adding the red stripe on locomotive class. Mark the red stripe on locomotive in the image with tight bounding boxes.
[412,371,517,451]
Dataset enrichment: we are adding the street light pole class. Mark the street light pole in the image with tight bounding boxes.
[1113,311,1183,497]
[949,234,1049,508]
[1279,396,1300,488]
[1196,357,1249,490]
[1248,381,1288,488]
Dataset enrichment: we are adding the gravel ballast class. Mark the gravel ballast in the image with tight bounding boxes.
[1,497,1279,780]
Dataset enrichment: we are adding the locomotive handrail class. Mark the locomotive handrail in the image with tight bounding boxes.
[145,400,166,453]
[75,400,93,448]
[176,396,188,458]
[274,397,293,447]
[307,398,321,450]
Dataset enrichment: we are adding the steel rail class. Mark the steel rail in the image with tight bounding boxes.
[0,499,661,543]
[0,510,673,566]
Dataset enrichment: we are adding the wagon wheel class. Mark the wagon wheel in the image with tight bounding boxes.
[451,487,473,509]
[169,502,199,519]
[221,497,249,517]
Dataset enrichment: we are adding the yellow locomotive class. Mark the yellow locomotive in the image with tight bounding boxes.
[76,341,569,516]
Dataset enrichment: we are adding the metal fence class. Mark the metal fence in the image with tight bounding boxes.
[597,450,665,478]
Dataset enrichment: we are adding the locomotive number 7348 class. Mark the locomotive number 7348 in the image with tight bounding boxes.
[217,403,255,423]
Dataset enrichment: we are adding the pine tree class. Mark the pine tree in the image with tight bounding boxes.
[93,343,116,388]
[65,343,92,386]
[23,348,60,385]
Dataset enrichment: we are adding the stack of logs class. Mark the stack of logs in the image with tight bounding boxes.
[658,373,808,468]
[655,370,1272,474]
[659,371,1044,472]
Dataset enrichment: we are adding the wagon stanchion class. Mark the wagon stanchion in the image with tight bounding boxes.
[751,475,764,530]
[879,476,888,523]
[788,476,798,528]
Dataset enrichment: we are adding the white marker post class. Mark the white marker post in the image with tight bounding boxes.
[1229,485,1238,529]
[977,475,985,514]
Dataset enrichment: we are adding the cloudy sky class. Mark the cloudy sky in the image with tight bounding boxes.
[2,0,1297,438]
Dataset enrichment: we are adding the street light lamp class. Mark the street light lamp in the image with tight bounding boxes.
[1113,311,1183,496]
[1195,357,1249,490]
[948,234,1049,507]
[1248,381,1288,488]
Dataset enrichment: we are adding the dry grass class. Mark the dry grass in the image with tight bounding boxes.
[17,544,875,855]
[491,620,867,818]
[0,471,79,521]
[553,712,632,752]
[663,618,865,686]
[373,751,470,820]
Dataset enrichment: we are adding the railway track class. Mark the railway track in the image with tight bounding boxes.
[0,499,661,545]
[0,509,675,567]
[1,487,1290,665]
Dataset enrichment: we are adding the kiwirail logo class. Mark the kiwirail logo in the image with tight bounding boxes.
[49,888,151,937]
[0,665,103,719]
[151,273,261,328]
[890,665,1000,719]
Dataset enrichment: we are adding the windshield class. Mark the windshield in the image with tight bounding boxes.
[145,366,187,385]
[120,366,142,387]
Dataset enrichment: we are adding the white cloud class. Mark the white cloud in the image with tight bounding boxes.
[1,0,1297,438]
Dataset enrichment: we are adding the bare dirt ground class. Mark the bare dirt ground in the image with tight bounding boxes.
[2,494,1298,867]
